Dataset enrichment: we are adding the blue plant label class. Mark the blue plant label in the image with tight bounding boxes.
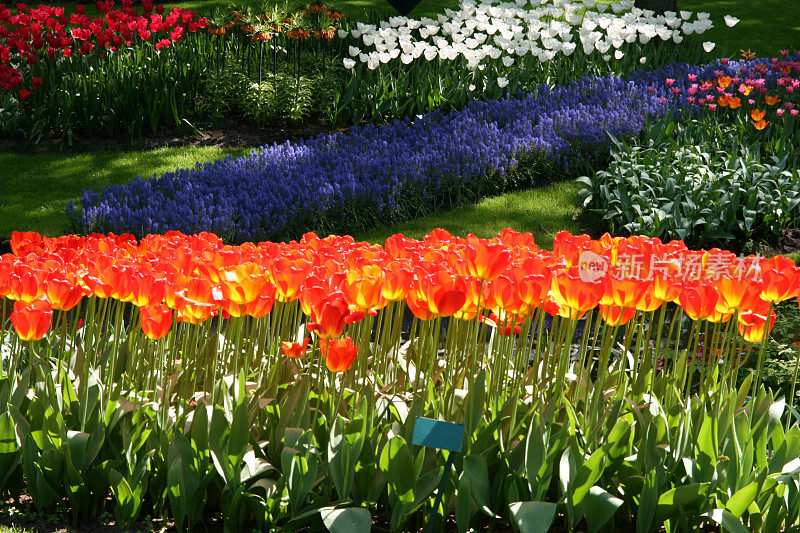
[412,417,465,453]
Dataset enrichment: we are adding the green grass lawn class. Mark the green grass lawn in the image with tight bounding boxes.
[2,0,798,252]
[0,146,249,238]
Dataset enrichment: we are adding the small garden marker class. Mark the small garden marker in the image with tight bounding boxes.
[412,416,465,533]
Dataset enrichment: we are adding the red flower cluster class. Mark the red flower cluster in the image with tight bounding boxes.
[0,0,208,95]
[2,229,797,349]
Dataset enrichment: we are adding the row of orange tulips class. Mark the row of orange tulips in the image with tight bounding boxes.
[3,228,797,346]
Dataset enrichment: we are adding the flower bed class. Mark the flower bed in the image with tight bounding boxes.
[578,54,800,249]
[69,72,670,243]
[1,228,799,531]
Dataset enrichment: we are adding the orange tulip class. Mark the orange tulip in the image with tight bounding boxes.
[718,95,730,107]
[652,273,681,302]
[281,337,310,359]
[678,281,719,321]
[717,76,732,89]
[462,235,511,281]
[760,257,800,303]
[488,273,526,315]
[737,308,776,343]
[320,337,359,372]
[599,304,637,326]
[7,270,42,302]
[752,119,769,130]
[219,263,267,306]
[406,270,467,320]
[479,311,523,336]
[715,275,762,310]
[605,275,651,309]
[550,268,605,319]
[243,283,276,318]
[43,273,85,311]
[750,109,766,121]
[140,303,173,340]
[270,257,309,302]
[306,292,350,338]
[342,264,387,311]
[129,271,167,308]
[381,262,412,301]
[9,230,43,256]
[728,97,742,109]
[765,95,781,106]
[10,299,52,341]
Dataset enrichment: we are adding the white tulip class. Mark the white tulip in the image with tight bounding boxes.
[614,49,624,59]
[342,58,356,69]
[367,58,379,69]
[362,34,375,46]
[497,76,509,88]
[502,55,515,66]
[469,84,476,91]
[611,2,623,13]
[349,46,360,57]
[338,29,349,39]
[401,53,413,64]
[672,31,683,44]
[679,10,692,20]
[682,22,695,35]
[639,56,646,64]
[603,54,611,61]
[723,15,739,27]
[702,41,715,53]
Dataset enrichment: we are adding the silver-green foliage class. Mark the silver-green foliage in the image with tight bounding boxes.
[577,119,800,248]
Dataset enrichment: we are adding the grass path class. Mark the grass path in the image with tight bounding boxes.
[0,147,249,238]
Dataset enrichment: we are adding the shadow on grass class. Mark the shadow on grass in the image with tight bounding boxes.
[0,147,250,239]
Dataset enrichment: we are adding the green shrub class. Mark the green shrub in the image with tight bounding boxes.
[577,118,800,250]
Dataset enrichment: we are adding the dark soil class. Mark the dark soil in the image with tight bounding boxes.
[0,114,351,155]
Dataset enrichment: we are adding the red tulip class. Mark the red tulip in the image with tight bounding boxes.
[760,256,800,303]
[306,292,350,339]
[140,303,172,340]
[281,337,310,359]
[599,304,637,326]
[10,299,52,341]
[678,281,719,321]
[320,337,359,372]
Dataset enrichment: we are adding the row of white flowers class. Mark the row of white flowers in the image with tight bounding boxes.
[338,0,737,70]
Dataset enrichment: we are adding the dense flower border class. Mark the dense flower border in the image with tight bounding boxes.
[68,58,787,244]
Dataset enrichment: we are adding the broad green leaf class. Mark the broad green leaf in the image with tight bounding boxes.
[700,509,749,533]
[456,472,474,533]
[508,501,557,533]
[570,447,606,507]
[378,436,416,505]
[726,482,759,518]
[320,507,371,533]
[585,486,623,533]
[463,454,498,518]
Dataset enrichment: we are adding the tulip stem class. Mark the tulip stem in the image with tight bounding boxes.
[751,302,774,399]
